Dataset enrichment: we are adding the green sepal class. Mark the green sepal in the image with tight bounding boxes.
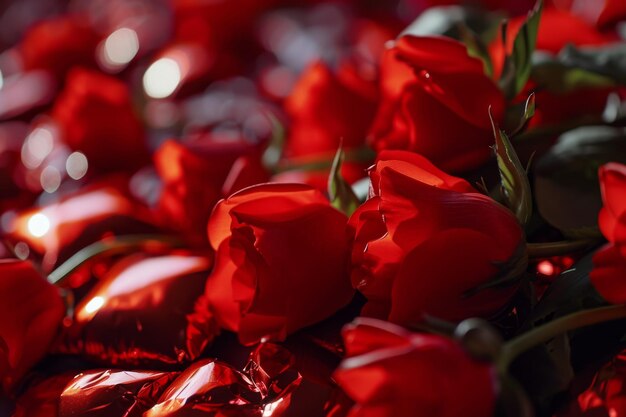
[328,145,360,217]
[500,0,543,98]
[490,107,533,226]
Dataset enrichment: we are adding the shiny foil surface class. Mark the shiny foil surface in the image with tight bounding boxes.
[60,370,178,417]
[11,343,301,417]
[55,253,218,367]
[145,343,301,417]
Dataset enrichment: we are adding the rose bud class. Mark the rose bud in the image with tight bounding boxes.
[591,163,626,304]
[273,61,377,190]
[349,150,524,323]
[51,68,149,174]
[145,343,301,417]
[154,138,269,245]
[0,260,64,392]
[369,35,505,173]
[18,15,100,80]
[284,61,377,159]
[55,253,218,367]
[204,183,354,345]
[334,318,496,417]
[60,369,179,417]
[6,179,160,274]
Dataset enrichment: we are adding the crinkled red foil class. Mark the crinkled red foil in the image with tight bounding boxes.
[54,253,218,367]
[13,343,301,417]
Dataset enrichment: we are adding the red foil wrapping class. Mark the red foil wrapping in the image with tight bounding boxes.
[12,373,75,417]
[7,181,160,273]
[13,344,301,417]
[59,369,179,417]
[145,343,302,416]
[556,349,626,417]
[55,253,218,367]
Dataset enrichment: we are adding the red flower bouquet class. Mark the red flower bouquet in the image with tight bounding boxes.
[1,1,626,416]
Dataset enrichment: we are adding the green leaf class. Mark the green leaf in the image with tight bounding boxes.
[510,93,536,137]
[328,145,360,217]
[276,146,375,174]
[506,335,573,415]
[559,43,626,85]
[458,23,494,77]
[534,126,626,237]
[500,0,543,98]
[523,92,535,120]
[531,58,616,94]
[522,252,605,330]
[490,108,533,226]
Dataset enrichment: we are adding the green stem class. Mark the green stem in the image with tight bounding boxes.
[527,239,600,259]
[498,304,626,371]
[409,315,457,337]
[275,146,376,173]
[47,234,182,285]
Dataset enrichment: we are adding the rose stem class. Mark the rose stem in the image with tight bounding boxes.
[526,239,601,259]
[47,234,182,285]
[497,304,626,372]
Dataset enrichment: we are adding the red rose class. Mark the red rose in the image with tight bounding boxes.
[0,260,64,391]
[19,15,100,79]
[490,7,620,78]
[594,0,626,27]
[334,318,496,417]
[204,183,354,345]
[51,68,149,173]
[591,163,626,303]
[349,150,523,322]
[154,138,268,244]
[370,35,505,173]
[272,61,378,190]
[284,61,377,158]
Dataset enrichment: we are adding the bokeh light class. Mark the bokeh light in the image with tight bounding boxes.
[143,57,181,98]
[27,213,50,237]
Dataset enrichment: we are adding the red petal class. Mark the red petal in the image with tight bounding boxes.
[390,227,519,323]
[591,244,626,304]
[394,36,486,76]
